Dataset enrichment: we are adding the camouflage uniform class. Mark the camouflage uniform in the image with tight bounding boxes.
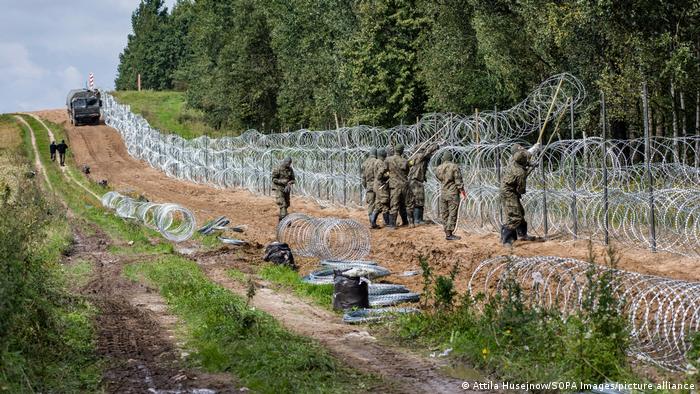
[371,148,390,227]
[407,143,439,225]
[385,144,409,228]
[500,147,537,245]
[435,151,464,240]
[271,157,295,221]
[361,149,378,215]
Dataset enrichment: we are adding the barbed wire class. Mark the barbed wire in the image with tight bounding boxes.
[467,255,700,371]
[102,73,699,256]
[276,213,371,260]
[101,191,196,242]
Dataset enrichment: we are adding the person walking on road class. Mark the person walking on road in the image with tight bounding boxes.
[435,151,465,240]
[361,148,379,228]
[50,141,57,161]
[56,140,68,167]
[407,143,439,226]
[271,157,296,222]
[500,144,541,245]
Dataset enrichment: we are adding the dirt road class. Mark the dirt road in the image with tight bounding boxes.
[69,223,238,393]
[35,109,700,292]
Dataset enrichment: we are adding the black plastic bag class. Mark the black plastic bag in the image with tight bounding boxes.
[263,242,296,270]
[332,271,369,311]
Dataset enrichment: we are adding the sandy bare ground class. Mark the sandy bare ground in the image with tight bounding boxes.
[34,109,700,293]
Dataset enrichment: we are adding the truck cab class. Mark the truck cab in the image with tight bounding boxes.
[66,89,102,126]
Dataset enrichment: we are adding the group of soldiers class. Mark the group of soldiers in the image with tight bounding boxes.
[270,142,541,245]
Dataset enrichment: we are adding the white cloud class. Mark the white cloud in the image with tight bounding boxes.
[0,42,46,80]
[61,66,85,90]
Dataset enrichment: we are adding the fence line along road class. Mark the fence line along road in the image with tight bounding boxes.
[102,73,700,257]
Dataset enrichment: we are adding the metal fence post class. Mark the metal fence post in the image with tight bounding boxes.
[538,108,549,238]
[642,82,657,252]
[601,90,609,245]
[343,148,347,206]
[495,105,502,225]
[268,153,273,196]
[570,100,578,239]
[205,132,209,184]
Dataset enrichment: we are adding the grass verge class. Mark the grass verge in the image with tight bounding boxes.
[1,115,101,392]
[112,91,222,139]
[257,264,334,308]
[388,252,691,389]
[126,256,381,393]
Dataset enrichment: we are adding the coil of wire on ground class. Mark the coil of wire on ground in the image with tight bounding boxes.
[101,191,196,242]
[467,255,700,371]
[102,72,700,256]
[276,213,371,260]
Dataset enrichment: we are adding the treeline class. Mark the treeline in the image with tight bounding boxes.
[116,0,700,139]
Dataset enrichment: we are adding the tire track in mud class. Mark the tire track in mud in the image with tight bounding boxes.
[69,222,239,393]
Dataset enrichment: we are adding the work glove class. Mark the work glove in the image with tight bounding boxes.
[284,184,291,193]
[527,143,542,155]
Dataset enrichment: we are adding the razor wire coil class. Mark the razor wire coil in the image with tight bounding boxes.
[276,213,371,260]
[101,191,196,242]
[467,255,700,371]
[101,73,699,256]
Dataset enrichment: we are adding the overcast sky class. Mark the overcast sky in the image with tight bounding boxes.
[0,0,175,113]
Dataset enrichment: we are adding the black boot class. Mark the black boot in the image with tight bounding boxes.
[369,212,380,229]
[516,222,536,241]
[500,225,517,246]
[399,208,409,227]
[413,208,422,226]
[445,230,461,241]
[388,214,397,230]
[382,213,390,227]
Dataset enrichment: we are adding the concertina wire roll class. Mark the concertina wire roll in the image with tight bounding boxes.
[469,255,700,371]
[102,73,700,257]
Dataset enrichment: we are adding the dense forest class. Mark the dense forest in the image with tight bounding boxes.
[116,0,700,139]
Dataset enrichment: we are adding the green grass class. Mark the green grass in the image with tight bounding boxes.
[126,256,382,393]
[1,117,101,392]
[112,91,223,139]
[228,268,248,282]
[62,259,94,290]
[21,115,172,255]
[257,264,335,309]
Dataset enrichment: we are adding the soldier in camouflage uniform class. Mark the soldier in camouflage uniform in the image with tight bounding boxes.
[435,151,465,240]
[361,148,379,228]
[385,144,409,229]
[371,148,390,228]
[500,144,540,245]
[271,157,296,222]
[407,143,439,226]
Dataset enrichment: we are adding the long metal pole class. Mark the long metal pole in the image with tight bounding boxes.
[538,108,548,238]
[343,149,347,206]
[570,100,578,239]
[642,82,657,252]
[495,105,502,225]
[601,90,609,245]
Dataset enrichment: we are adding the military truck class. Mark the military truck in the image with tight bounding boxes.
[66,89,102,126]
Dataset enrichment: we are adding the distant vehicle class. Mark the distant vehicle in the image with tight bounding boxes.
[66,89,102,126]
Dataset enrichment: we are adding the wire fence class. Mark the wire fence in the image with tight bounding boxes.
[102,73,700,256]
[468,255,700,371]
